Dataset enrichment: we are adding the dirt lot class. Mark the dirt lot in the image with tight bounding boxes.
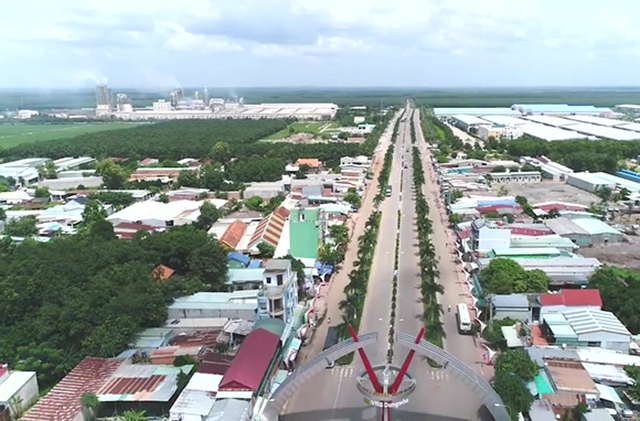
[580,237,640,269]
[501,181,600,207]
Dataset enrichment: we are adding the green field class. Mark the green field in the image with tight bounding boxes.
[0,123,140,148]
[266,121,340,140]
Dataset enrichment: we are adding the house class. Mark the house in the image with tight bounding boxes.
[0,364,39,418]
[139,158,160,166]
[541,309,631,352]
[295,158,324,173]
[217,327,281,402]
[289,206,323,259]
[247,206,289,251]
[219,219,249,250]
[490,294,538,321]
[168,291,261,320]
[539,289,602,319]
[208,398,251,421]
[113,222,162,240]
[152,264,175,282]
[470,219,511,254]
[257,259,299,327]
[169,372,223,420]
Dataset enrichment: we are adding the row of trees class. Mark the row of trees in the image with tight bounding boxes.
[0,223,229,389]
[411,126,446,350]
[588,266,640,334]
[335,113,397,363]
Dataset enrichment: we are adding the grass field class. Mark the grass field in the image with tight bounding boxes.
[266,121,339,139]
[434,126,445,140]
[0,123,140,148]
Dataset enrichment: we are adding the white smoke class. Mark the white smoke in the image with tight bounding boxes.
[72,69,109,86]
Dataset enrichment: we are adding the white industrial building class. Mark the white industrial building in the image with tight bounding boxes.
[0,158,48,184]
[563,115,627,127]
[113,102,338,121]
[450,115,492,131]
[616,122,640,133]
[106,199,227,227]
[167,291,260,320]
[563,309,631,352]
[520,124,588,141]
[489,171,542,184]
[566,172,640,193]
[521,115,579,127]
[53,157,95,170]
[478,115,527,126]
[434,107,522,117]
[566,123,640,141]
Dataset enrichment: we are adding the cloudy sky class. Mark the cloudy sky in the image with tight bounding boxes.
[2,0,640,89]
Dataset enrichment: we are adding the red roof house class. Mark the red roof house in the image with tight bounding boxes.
[219,219,248,250]
[539,289,603,308]
[218,328,280,392]
[153,264,175,282]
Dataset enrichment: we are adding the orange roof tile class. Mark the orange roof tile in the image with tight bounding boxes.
[153,264,175,282]
[248,207,288,249]
[295,158,322,168]
[219,220,248,249]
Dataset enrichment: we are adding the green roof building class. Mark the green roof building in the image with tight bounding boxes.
[289,207,322,259]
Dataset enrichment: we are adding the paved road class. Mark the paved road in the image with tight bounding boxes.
[282,107,492,421]
[282,110,405,420]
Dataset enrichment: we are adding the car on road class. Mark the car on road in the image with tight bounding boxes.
[386,185,392,197]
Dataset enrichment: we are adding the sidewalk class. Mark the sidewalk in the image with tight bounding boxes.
[296,118,397,364]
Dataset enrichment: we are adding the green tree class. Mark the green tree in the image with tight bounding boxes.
[257,242,276,258]
[82,200,108,226]
[589,266,640,334]
[343,188,361,208]
[211,141,231,164]
[158,193,169,203]
[480,258,550,294]
[95,159,128,189]
[0,207,6,222]
[3,216,38,237]
[88,191,135,209]
[177,170,200,188]
[244,196,264,212]
[495,349,539,381]
[196,201,221,230]
[122,410,148,421]
[34,186,50,198]
[38,160,58,179]
[492,371,534,421]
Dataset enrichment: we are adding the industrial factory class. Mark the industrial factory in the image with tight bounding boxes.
[95,85,338,121]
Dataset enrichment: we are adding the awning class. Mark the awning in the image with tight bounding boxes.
[283,337,302,363]
[596,383,623,404]
[501,326,524,348]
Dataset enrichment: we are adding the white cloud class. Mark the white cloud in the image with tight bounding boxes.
[1,0,640,87]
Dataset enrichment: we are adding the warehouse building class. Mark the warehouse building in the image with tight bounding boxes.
[434,107,521,117]
[563,115,627,127]
[520,124,587,141]
[511,104,612,115]
[521,115,579,127]
[566,172,640,193]
[450,115,492,131]
[563,122,640,141]
[544,217,624,246]
[489,171,541,184]
[541,309,631,352]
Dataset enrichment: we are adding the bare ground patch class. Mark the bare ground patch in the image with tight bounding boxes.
[502,181,600,207]
[579,236,640,269]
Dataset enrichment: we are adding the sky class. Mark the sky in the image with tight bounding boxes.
[2,0,640,89]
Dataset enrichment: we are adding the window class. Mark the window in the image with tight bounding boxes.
[587,341,601,347]
[277,274,283,285]
[259,301,268,311]
[266,277,272,284]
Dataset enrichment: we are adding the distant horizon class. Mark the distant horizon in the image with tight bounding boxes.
[1,86,640,93]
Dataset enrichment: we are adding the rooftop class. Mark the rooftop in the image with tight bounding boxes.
[0,371,37,403]
[218,328,281,392]
[545,359,598,394]
[248,206,289,249]
[562,308,630,336]
[539,289,602,307]
[219,219,248,249]
[22,357,124,421]
[252,318,286,337]
[264,259,291,271]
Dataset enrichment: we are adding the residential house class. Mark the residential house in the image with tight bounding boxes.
[490,294,538,321]
[139,158,160,166]
[219,219,249,250]
[168,291,261,321]
[544,217,624,246]
[247,206,289,251]
[258,259,299,328]
[295,158,324,174]
[539,289,603,319]
[0,364,39,419]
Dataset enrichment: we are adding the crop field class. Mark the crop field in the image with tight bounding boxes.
[0,123,140,148]
[266,121,339,139]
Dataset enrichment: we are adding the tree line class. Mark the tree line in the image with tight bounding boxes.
[411,130,446,351]
[0,223,229,389]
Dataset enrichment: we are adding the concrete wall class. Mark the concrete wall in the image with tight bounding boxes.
[494,308,531,321]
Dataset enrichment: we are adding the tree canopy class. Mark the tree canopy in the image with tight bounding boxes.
[0,225,228,388]
[588,266,640,334]
[494,349,539,381]
[480,258,551,294]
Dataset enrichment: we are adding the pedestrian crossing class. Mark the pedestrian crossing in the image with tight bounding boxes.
[329,366,450,382]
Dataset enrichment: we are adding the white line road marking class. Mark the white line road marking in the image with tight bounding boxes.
[332,368,346,415]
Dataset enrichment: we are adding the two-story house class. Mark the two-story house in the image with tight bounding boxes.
[257,259,298,327]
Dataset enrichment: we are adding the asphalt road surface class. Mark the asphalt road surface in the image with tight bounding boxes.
[282,107,489,421]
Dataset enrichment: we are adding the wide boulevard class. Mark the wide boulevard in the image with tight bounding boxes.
[282,105,489,421]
